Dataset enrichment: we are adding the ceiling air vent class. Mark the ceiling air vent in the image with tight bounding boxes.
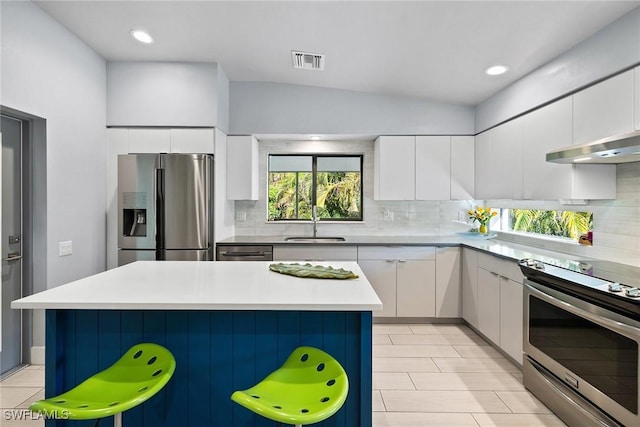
[291,51,325,71]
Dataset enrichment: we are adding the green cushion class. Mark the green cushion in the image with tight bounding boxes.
[231,346,349,425]
[30,343,175,420]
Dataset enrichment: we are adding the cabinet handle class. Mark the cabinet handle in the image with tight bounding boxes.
[398,259,407,263]
[386,259,395,263]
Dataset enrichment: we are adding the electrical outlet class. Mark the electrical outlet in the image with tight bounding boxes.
[235,211,247,222]
[59,241,72,256]
[383,209,394,222]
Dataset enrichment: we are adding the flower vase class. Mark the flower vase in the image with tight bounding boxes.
[479,224,487,234]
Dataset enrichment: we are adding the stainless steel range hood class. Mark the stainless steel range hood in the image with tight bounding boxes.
[546,130,640,164]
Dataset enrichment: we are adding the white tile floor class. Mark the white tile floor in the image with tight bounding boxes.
[0,323,567,426]
[372,323,567,427]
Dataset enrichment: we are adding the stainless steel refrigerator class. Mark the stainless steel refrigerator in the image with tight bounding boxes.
[117,153,214,266]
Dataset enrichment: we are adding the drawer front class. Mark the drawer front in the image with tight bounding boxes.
[273,245,357,261]
[357,246,435,261]
[477,251,523,283]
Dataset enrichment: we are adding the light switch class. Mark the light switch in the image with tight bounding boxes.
[59,241,72,256]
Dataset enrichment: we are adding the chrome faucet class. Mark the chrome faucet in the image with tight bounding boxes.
[312,205,318,238]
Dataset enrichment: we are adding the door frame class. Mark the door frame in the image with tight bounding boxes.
[1,106,47,368]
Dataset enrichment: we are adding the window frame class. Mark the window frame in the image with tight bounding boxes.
[267,153,364,222]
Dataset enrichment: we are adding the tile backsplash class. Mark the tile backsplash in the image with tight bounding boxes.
[233,140,640,266]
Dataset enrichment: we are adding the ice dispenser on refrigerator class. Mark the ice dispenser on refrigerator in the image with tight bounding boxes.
[117,153,214,266]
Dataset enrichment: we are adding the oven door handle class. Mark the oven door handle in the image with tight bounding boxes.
[525,281,640,338]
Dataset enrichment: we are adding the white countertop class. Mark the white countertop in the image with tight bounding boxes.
[12,261,383,311]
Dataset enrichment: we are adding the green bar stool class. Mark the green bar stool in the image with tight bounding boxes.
[30,343,175,427]
[231,346,349,427]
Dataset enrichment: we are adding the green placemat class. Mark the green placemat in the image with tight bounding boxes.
[269,263,359,279]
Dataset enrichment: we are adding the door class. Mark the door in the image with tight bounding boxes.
[160,154,211,250]
[1,115,23,374]
[118,154,158,251]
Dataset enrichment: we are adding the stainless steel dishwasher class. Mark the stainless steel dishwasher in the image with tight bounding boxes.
[216,245,273,261]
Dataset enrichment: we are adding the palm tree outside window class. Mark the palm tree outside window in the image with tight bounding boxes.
[268,154,363,221]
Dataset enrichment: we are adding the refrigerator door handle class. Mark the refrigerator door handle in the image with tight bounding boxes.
[155,166,166,255]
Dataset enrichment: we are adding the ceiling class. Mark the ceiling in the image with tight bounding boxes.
[34,1,640,106]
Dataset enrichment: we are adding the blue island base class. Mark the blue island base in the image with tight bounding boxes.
[45,310,372,427]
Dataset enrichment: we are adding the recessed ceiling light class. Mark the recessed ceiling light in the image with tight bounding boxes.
[485,65,509,76]
[131,29,153,44]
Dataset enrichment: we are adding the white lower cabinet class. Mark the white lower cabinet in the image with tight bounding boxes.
[477,267,501,344]
[358,259,398,317]
[396,260,436,317]
[273,245,357,261]
[435,247,461,318]
[500,277,524,364]
[461,248,478,328]
[358,246,436,318]
[463,249,524,365]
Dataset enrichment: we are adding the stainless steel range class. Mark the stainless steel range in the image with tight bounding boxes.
[519,258,640,427]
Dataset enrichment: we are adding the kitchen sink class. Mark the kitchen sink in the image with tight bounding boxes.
[284,236,346,243]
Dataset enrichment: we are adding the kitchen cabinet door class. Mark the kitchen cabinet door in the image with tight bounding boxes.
[461,248,478,328]
[396,260,436,317]
[500,277,523,365]
[170,128,214,154]
[451,136,475,199]
[477,267,500,344]
[474,131,493,200]
[128,128,171,153]
[415,136,450,200]
[374,136,415,200]
[273,245,357,261]
[358,260,397,317]
[491,118,523,199]
[521,97,573,200]
[573,69,635,145]
[226,135,258,200]
[435,247,461,318]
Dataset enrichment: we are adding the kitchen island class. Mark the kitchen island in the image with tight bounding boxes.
[12,261,382,427]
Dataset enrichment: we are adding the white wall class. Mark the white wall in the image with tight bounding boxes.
[216,66,230,134]
[107,61,220,127]
[1,1,107,350]
[476,6,640,132]
[230,82,475,135]
[1,1,107,288]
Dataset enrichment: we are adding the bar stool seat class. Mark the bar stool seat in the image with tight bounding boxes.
[30,343,175,426]
[231,346,348,427]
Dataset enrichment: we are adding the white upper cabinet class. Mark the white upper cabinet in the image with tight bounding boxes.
[475,119,523,200]
[124,128,215,154]
[450,136,475,199]
[128,128,171,153]
[573,69,635,144]
[376,135,473,201]
[474,131,493,200]
[522,98,573,199]
[635,66,640,130]
[491,118,523,199]
[415,136,450,200]
[170,128,214,154]
[374,136,415,200]
[226,135,259,200]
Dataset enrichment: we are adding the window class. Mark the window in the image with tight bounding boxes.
[268,154,363,221]
[500,209,593,240]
